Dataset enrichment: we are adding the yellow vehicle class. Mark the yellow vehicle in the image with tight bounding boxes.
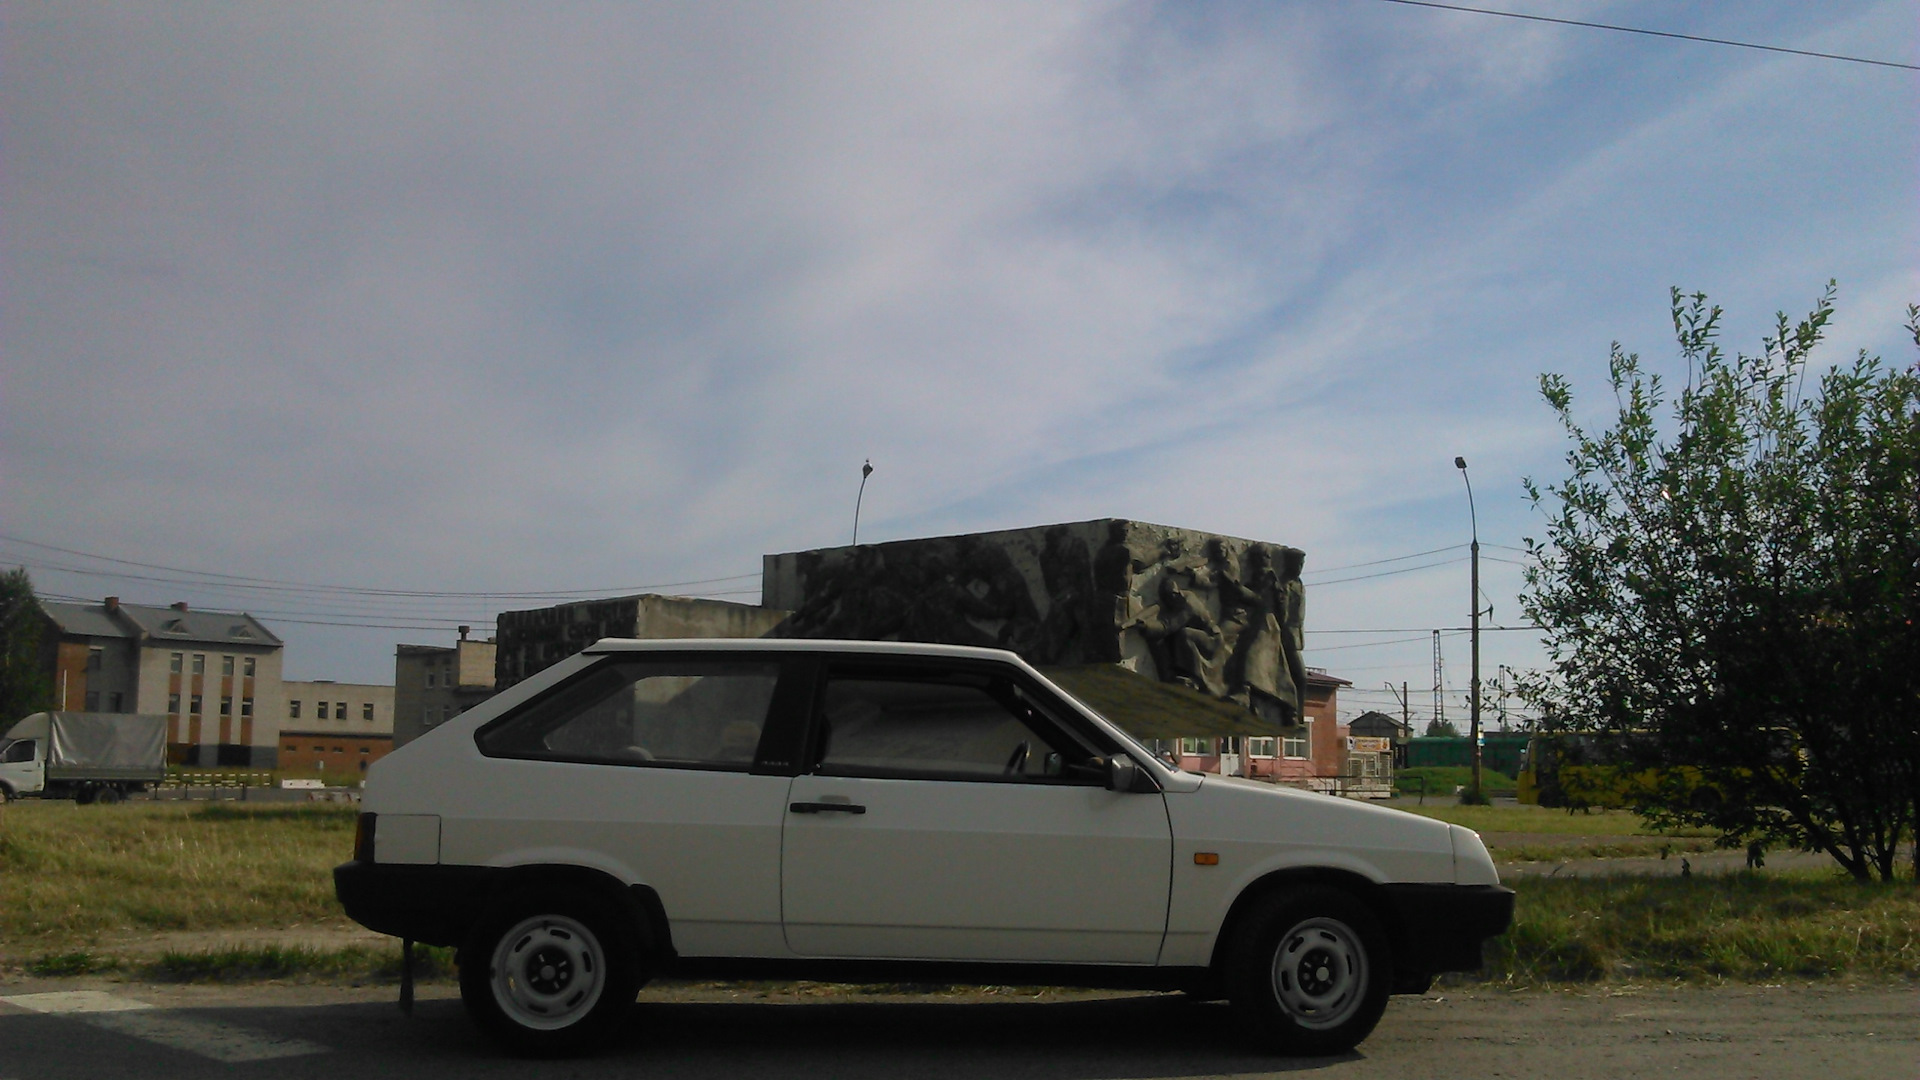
[1516,734,1725,811]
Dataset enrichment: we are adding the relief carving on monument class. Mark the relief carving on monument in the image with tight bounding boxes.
[764,519,1308,725]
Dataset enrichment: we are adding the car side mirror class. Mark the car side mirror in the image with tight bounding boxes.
[1106,754,1157,793]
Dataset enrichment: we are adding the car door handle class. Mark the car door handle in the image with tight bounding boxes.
[789,801,866,814]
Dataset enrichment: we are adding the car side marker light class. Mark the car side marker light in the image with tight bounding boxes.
[1194,852,1220,866]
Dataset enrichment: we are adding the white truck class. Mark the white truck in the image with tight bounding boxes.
[0,711,169,804]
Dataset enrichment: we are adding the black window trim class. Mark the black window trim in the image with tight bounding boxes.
[471,651,813,776]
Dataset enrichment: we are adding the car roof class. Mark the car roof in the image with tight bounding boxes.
[580,638,1024,662]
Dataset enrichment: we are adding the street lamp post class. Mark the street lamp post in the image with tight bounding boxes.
[1454,456,1483,803]
[852,460,874,546]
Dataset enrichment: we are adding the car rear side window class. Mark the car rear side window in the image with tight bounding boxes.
[477,658,781,771]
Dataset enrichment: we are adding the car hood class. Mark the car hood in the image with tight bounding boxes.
[1165,774,1498,885]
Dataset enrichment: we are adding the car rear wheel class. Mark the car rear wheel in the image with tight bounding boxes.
[459,892,641,1055]
[1227,885,1391,1055]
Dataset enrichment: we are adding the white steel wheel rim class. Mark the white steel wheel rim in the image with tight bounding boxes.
[1269,916,1368,1030]
[489,914,607,1031]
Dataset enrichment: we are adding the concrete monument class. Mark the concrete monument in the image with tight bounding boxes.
[763,519,1307,725]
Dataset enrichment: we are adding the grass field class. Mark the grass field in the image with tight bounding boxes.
[2,799,1912,987]
[0,801,355,944]
[1485,873,1920,984]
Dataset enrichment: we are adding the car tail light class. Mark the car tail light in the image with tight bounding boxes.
[353,812,377,863]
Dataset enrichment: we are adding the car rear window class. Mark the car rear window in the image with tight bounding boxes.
[476,658,781,771]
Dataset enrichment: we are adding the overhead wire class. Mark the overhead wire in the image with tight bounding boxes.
[1375,0,1920,72]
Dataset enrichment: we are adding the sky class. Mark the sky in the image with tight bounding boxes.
[4,1,1916,723]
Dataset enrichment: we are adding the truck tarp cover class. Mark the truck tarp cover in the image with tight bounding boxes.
[48,712,167,771]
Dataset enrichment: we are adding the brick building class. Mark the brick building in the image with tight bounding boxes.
[277,680,395,775]
[36,597,285,766]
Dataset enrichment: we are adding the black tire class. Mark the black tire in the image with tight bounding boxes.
[1226,885,1392,1055]
[74,786,97,805]
[458,890,643,1056]
[94,786,124,805]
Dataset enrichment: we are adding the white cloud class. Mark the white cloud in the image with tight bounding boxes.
[2,0,1911,690]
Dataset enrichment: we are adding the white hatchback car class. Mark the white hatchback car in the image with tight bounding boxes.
[337,639,1511,1055]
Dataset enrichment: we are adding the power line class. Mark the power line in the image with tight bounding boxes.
[1305,544,1465,574]
[0,533,760,600]
[1376,0,1920,72]
[1308,555,1468,586]
[1308,624,1541,634]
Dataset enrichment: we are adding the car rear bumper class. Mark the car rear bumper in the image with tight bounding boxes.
[333,860,498,947]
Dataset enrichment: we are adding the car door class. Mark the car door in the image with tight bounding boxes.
[781,661,1172,964]
[450,653,808,958]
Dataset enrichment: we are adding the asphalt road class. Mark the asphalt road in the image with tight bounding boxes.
[1,979,1912,1079]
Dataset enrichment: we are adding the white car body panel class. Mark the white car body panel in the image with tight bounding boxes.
[356,638,1497,972]
[782,774,1171,963]
[1157,775,1459,966]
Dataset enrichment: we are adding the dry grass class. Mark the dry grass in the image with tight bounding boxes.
[1473,871,1920,985]
[0,800,355,948]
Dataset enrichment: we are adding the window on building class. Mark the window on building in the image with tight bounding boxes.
[84,690,100,711]
[243,657,255,677]
[284,743,296,752]
[169,693,181,714]
[426,672,437,688]
[333,746,344,753]
[222,656,234,676]
[1246,736,1277,758]
[190,694,203,714]
[359,746,370,753]
[1179,737,1213,756]
[359,703,372,721]
[317,702,329,720]
[241,698,253,717]
[313,745,325,752]
[220,697,232,716]
[170,653,184,674]
[336,702,346,721]
[192,655,205,675]
[1283,720,1314,759]
[289,700,301,719]
[87,648,103,671]
[109,691,124,713]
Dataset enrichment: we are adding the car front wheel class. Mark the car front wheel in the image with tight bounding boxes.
[1227,885,1391,1055]
[459,893,641,1055]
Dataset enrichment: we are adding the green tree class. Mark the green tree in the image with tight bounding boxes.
[1520,285,1920,882]
[0,568,53,724]
[1424,718,1460,738]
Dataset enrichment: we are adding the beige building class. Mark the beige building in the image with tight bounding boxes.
[36,597,286,766]
[393,630,497,747]
[278,680,395,776]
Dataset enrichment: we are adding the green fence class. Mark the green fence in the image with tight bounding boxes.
[1405,734,1530,778]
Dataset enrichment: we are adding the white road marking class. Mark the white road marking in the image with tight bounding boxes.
[0,990,327,1063]
[0,990,151,1014]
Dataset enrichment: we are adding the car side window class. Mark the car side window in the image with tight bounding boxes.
[814,672,1095,783]
[1,739,35,764]
[476,659,780,771]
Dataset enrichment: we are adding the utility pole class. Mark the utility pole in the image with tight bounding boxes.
[1455,456,1483,803]
[1431,630,1444,733]
[1385,681,1411,742]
